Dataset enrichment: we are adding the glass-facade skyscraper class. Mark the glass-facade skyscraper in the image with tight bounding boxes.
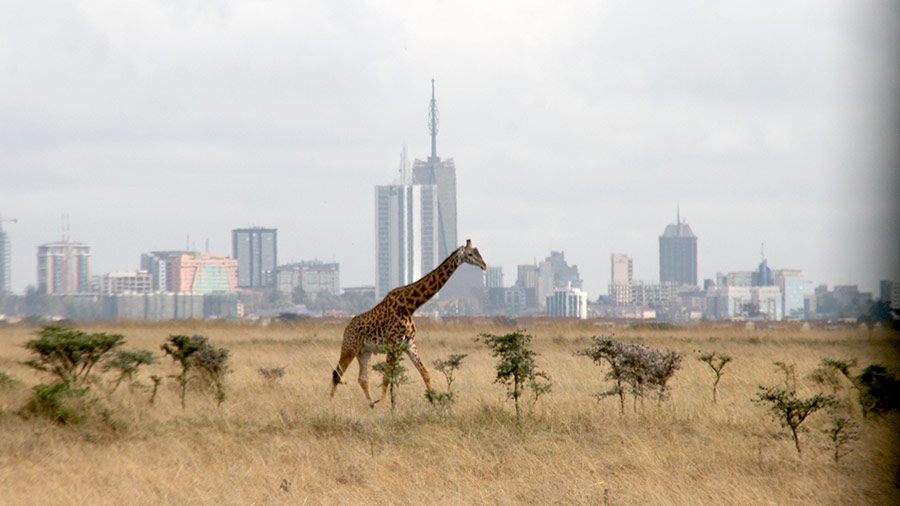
[232,228,277,289]
[659,211,698,286]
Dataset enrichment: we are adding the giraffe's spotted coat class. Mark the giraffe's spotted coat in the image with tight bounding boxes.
[330,240,486,407]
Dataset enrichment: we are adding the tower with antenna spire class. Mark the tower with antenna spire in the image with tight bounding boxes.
[412,79,457,260]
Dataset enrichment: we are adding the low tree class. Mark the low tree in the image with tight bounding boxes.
[20,326,125,424]
[426,354,467,408]
[161,334,207,409]
[812,358,899,416]
[577,336,682,413]
[24,326,125,387]
[372,342,410,412]
[772,361,797,392]
[822,414,860,463]
[754,385,835,455]
[477,330,551,423]
[857,364,899,415]
[195,343,230,406]
[104,349,155,393]
[698,352,732,403]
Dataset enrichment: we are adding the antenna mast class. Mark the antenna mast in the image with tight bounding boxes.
[428,78,440,161]
[399,143,410,184]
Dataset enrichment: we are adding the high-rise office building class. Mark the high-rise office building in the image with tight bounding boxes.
[166,252,238,293]
[412,79,457,260]
[0,223,10,293]
[545,284,588,319]
[232,228,277,289]
[141,250,191,291]
[410,80,483,303]
[375,184,439,299]
[610,253,633,306]
[37,241,92,294]
[659,210,698,286]
[485,266,504,289]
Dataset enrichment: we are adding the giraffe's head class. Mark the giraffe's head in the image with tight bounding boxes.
[459,239,487,271]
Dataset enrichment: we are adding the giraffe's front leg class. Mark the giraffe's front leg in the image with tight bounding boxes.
[405,339,433,391]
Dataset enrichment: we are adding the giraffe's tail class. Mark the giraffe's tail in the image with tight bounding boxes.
[332,369,342,386]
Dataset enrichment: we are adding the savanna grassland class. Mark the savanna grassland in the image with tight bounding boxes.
[0,320,898,505]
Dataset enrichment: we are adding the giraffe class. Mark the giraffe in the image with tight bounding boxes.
[330,239,486,407]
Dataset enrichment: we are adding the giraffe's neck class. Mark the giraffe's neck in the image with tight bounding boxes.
[392,250,462,313]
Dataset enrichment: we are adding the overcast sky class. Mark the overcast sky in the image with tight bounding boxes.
[1,0,898,299]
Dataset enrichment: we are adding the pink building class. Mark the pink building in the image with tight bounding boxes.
[165,252,238,293]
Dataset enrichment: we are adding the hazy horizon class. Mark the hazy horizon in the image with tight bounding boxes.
[1,0,898,298]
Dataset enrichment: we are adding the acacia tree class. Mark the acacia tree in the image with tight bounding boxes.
[577,336,682,413]
[161,334,207,409]
[477,330,551,423]
[24,326,125,387]
[104,349,156,393]
[698,352,732,403]
[372,342,410,412]
[754,385,835,455]
[426,353,467,408]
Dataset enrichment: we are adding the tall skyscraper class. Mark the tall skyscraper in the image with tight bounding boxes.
[232,228,277,289]
[375,183,439,299]
[409,80,483,302]
[610,253,633,306]
[0,218,13,293]
[37,241,92,294]
[412,79,457,260]
[659,210,698,286]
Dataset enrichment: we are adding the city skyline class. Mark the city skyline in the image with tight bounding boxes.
[1,1,897,299]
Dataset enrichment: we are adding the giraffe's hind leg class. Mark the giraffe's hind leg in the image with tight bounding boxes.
[330,347,356,398]
[405,340,433,391]
[357,351,377,407]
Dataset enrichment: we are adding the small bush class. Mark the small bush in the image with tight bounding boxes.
[427,354,467,409]
[161,334,208,409]
[823,414,860,463]
[698,351,732,403]
[577,336,682,413]
[21,382,90,425]
[477,330,551,423]
[857,365,899,414]
[754,385,835,455]
[372,342,410,411]
[23,326,125,386]
[195,343,230,406]
[104,349,155,393]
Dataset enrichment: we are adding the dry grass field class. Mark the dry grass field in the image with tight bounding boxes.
[0,320,898,505]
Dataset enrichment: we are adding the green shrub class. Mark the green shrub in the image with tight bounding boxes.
[577,336,682,413]
[477,330,551,423]
[21,382,90,425]
[372,342,410,411]
[754,385,835,455]
[857,365,899,414]
[698,351,732,403]
[23,325,125,386]
[104,349,155,393]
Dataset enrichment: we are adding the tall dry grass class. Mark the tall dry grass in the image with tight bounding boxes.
[0,320,897,505]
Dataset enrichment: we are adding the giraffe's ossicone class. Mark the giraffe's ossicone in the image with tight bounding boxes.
[330,240,486,407]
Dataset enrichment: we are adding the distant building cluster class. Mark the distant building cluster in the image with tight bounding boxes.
[0,84,895,324]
